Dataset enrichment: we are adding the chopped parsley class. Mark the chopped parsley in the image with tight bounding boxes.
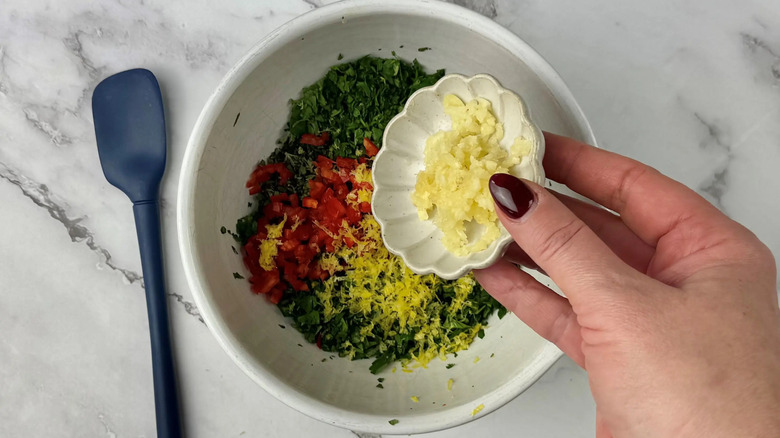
[232,272,244,279]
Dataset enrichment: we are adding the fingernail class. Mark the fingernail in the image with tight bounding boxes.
[489,174,535,219]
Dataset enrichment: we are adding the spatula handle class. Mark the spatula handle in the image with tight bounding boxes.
[133,201,182,438]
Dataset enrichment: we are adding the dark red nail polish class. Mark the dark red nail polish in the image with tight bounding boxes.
[489,174,535,219]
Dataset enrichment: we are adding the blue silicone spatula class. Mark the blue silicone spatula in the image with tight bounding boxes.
[92,69,182,438]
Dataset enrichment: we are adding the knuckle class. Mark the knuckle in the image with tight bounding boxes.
[548,307,577,345]
[535,218,588,264]
[611,163,657,211]
[504,272,543,302]
[734,231,776,272]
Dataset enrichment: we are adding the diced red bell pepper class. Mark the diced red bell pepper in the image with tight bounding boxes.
[285,206,307,224]
[325,198,346,221]
[291,223,313,241]
[308,264,323,280]
[268,286,284,304]
[363,137,379,157]
[335,183,349,200]
[300,132,330,146]
[338,167,351,183]
[275,163,293,185]
[315,155,333,170]
[308,180,326,199]
[280,239,298,252]
[319,167,340,183]
[263,201,286,219]
[281,264,309,291]
[244,238,259,264]
[250,268,280,295]
[246,163,293,192]
[321,188,335,203]
[294,244,314,263]
[346,207,362,225]
[359,202,372,213]
[302,197,318,209]
[336,157,357,170]
[295,261,311,278]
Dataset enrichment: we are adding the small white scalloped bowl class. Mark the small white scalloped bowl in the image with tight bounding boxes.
[373,74,546,280]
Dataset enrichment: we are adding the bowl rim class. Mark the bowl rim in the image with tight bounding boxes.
[177,0,596,434]
[373,72,547,280]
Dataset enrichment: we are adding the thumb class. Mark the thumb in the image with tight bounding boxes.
[489,173,639,303]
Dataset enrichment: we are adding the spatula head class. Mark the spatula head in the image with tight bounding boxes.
[93,69,166,203]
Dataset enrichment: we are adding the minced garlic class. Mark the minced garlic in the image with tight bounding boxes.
[411,94,533,256]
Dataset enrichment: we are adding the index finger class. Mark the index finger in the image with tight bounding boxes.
[542,132,723,246]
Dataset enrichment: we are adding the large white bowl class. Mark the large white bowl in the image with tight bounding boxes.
[178,0,596,434]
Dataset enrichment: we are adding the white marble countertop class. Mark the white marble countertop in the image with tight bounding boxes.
[2,0,779,436]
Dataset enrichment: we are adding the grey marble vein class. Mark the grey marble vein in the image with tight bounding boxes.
[693,112,730,154]
[741,32,779,58]
[700,167,729,207]
[23,107,73,146]
[0,161,204,323]
[169,290,205,324]
[62,29,102,80]
[62,28,106,116]
[0,46,8,95]
[740,32,780,84]
[301,0,322,8]
[447,0,498,19]
[97,413,117,438]
[351,431,381,438]
[692,112,732,212]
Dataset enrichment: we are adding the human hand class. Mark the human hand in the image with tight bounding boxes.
[475,133,780,438]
